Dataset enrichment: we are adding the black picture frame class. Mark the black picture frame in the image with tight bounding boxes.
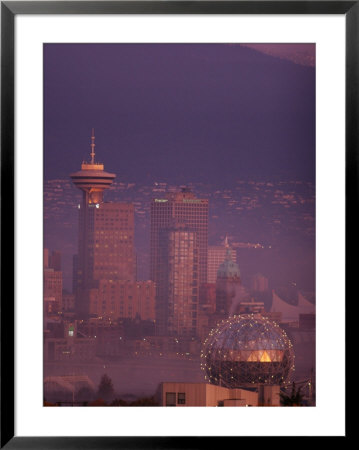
[1,1,352,447]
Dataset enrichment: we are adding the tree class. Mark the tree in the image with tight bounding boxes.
[110,396,159,406]
[97,374,115,402]
[280,382,304,406]
[88,398,107,406]
[130,396,159,406]
[110,398,128,406]
[76,386,95,402]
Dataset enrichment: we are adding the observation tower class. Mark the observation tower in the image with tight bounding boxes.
[70,130,116,316]
[70,129,115,205]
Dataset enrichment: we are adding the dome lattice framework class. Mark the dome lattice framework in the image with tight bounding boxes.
[201,314,295,388]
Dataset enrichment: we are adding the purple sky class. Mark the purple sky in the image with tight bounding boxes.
[44,43,315,184]
[242,44,315,67]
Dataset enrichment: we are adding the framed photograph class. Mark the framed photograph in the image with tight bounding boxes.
[1,1,351,447]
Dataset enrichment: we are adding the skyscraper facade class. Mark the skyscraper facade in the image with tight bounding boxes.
[89,202,135,282]
[49,250,62,272]
[44,248,63,316]
[157,225,199,337]
[150,189,208,283]
[88,279,155,321]
[44,268,63,316]
[70,131,135,316]
[150,188,208,335]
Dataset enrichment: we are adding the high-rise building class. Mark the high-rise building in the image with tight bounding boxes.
[207,237,237,284]
[89,202,135,282]
[250,273,269,292]
[44,248,49,269]
[44,269,63,315]
[49,250,62,272]
[88,279,155,321]
[70,130,135,316]
[157,224,199,337]
[150,188,208,335]
[44,249,62,271]
[62,292,75,312]
[199,283,216,312]
[44,248,63,315]
[150,188,208,284]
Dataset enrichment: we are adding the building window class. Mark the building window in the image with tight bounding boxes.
[166,392,176,406]
[177,393,186,405]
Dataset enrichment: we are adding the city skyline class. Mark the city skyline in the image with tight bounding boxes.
[44,43,316,407]
[44,175,315,292]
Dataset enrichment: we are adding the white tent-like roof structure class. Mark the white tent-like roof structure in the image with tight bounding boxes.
[270,290,315,322]
[298,291,315,313]
[44,375,95,394]
[271,290,299,321]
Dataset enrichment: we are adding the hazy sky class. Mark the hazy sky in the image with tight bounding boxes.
[44,43,315,184]
[242,44,315,67]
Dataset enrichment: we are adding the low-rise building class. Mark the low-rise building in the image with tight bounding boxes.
[44,337,96,361]
[157,382,259,407]
[237,301,265,314]
[299,313,315,330]
[44,321,96,361]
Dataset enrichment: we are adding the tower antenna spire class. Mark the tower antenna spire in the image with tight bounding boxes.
[90,128,96,164]
[224,235,229,248]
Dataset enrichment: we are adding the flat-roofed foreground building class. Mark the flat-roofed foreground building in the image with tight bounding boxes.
[157,382,260,406]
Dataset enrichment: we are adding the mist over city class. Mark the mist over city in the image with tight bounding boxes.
[44,44,315,407]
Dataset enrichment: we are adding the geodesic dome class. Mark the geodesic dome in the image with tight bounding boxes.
[201,314,295,388]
